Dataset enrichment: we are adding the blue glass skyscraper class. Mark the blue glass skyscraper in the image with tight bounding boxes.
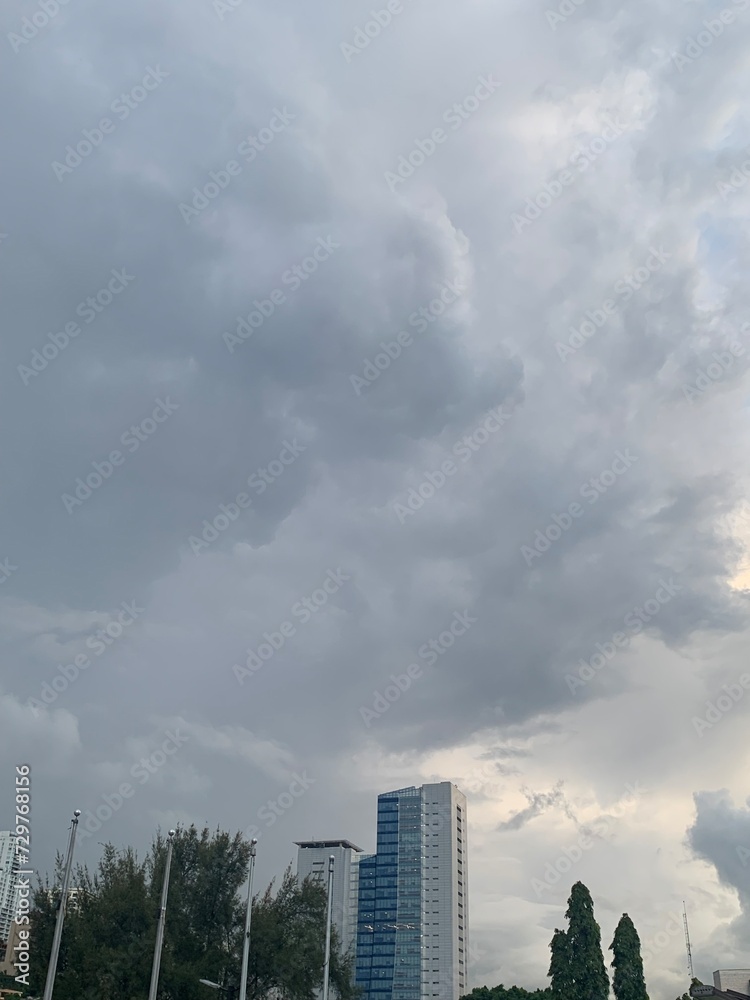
[355,782,468,1000]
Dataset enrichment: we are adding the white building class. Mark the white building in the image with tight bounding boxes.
[713,971,750,994]
[0,833,21,944]
[356,781,469,1000]
[295,839,362,958]
[420,782,469,1000]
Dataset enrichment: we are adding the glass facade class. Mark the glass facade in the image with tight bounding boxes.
[356,788,423,1000]
[355,782,467,1000]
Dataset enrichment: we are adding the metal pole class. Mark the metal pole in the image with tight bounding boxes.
[321,854,335,1000]
[238,838,257,1000]
[148,829,176,1000]
[42,809,81,1000]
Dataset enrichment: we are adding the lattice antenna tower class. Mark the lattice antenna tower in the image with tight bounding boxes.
[683,900,695,981]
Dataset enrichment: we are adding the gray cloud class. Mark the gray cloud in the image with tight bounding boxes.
[2,0,750,993]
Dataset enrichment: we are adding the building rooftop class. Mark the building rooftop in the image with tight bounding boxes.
[295,840,363,851]
[691,987,750,1000]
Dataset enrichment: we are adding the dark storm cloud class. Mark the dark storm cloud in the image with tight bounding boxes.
[688,790,750,955]
[496,784,569,833]
[1,0,750,992]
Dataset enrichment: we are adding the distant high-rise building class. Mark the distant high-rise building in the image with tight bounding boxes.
[295,839,362,958]
[0,919,24,976]
[0,833,21,944]
[355,781,468,1000]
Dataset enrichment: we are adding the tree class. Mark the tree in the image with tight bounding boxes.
[547,883,608,1000]
[549,928,573,1000]
[610,914,649,1000]
[461,986,552,1000]
[564,883,609,1000]
[28,827,359,1000]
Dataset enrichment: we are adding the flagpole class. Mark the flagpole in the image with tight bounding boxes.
[321,854,335,1000]
[42,809,81,1000]
[148,829,176,1000]
[238,838,258,1000]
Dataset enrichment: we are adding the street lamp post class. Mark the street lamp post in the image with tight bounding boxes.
[42,809,81,1000]
[321,854,335,1000]
[200,978,237,1000]
[238,838,257,1000]
[147,829,176,1000]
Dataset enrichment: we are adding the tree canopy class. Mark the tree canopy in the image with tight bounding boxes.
[546,883,609,1000]
[610,913,649,1000]
[28,825,357,1000]
[461,985,552,1000]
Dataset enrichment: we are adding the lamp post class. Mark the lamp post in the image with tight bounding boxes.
[321,854,335,1000]
[147,829,176,1000]
[238,837,257,1000]
[200,978,237,1000]
[42,809,81,1000]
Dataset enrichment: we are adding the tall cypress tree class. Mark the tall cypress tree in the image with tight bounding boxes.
[549,928,573,1000]
[610,913,649,1000]
[564,882,609,1000]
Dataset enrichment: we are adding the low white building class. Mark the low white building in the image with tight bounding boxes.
[713,971,750,995]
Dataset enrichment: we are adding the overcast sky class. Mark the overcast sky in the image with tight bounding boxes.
[2,0,750,996]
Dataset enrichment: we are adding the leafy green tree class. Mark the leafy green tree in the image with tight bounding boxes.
[29,827,358,1000]
[548,883,608,1000]
[460,986,552,1000]
[549,927,573,1000]
[610,914,649,1000]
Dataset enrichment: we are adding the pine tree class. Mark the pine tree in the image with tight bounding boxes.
[610,914,649,1000]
